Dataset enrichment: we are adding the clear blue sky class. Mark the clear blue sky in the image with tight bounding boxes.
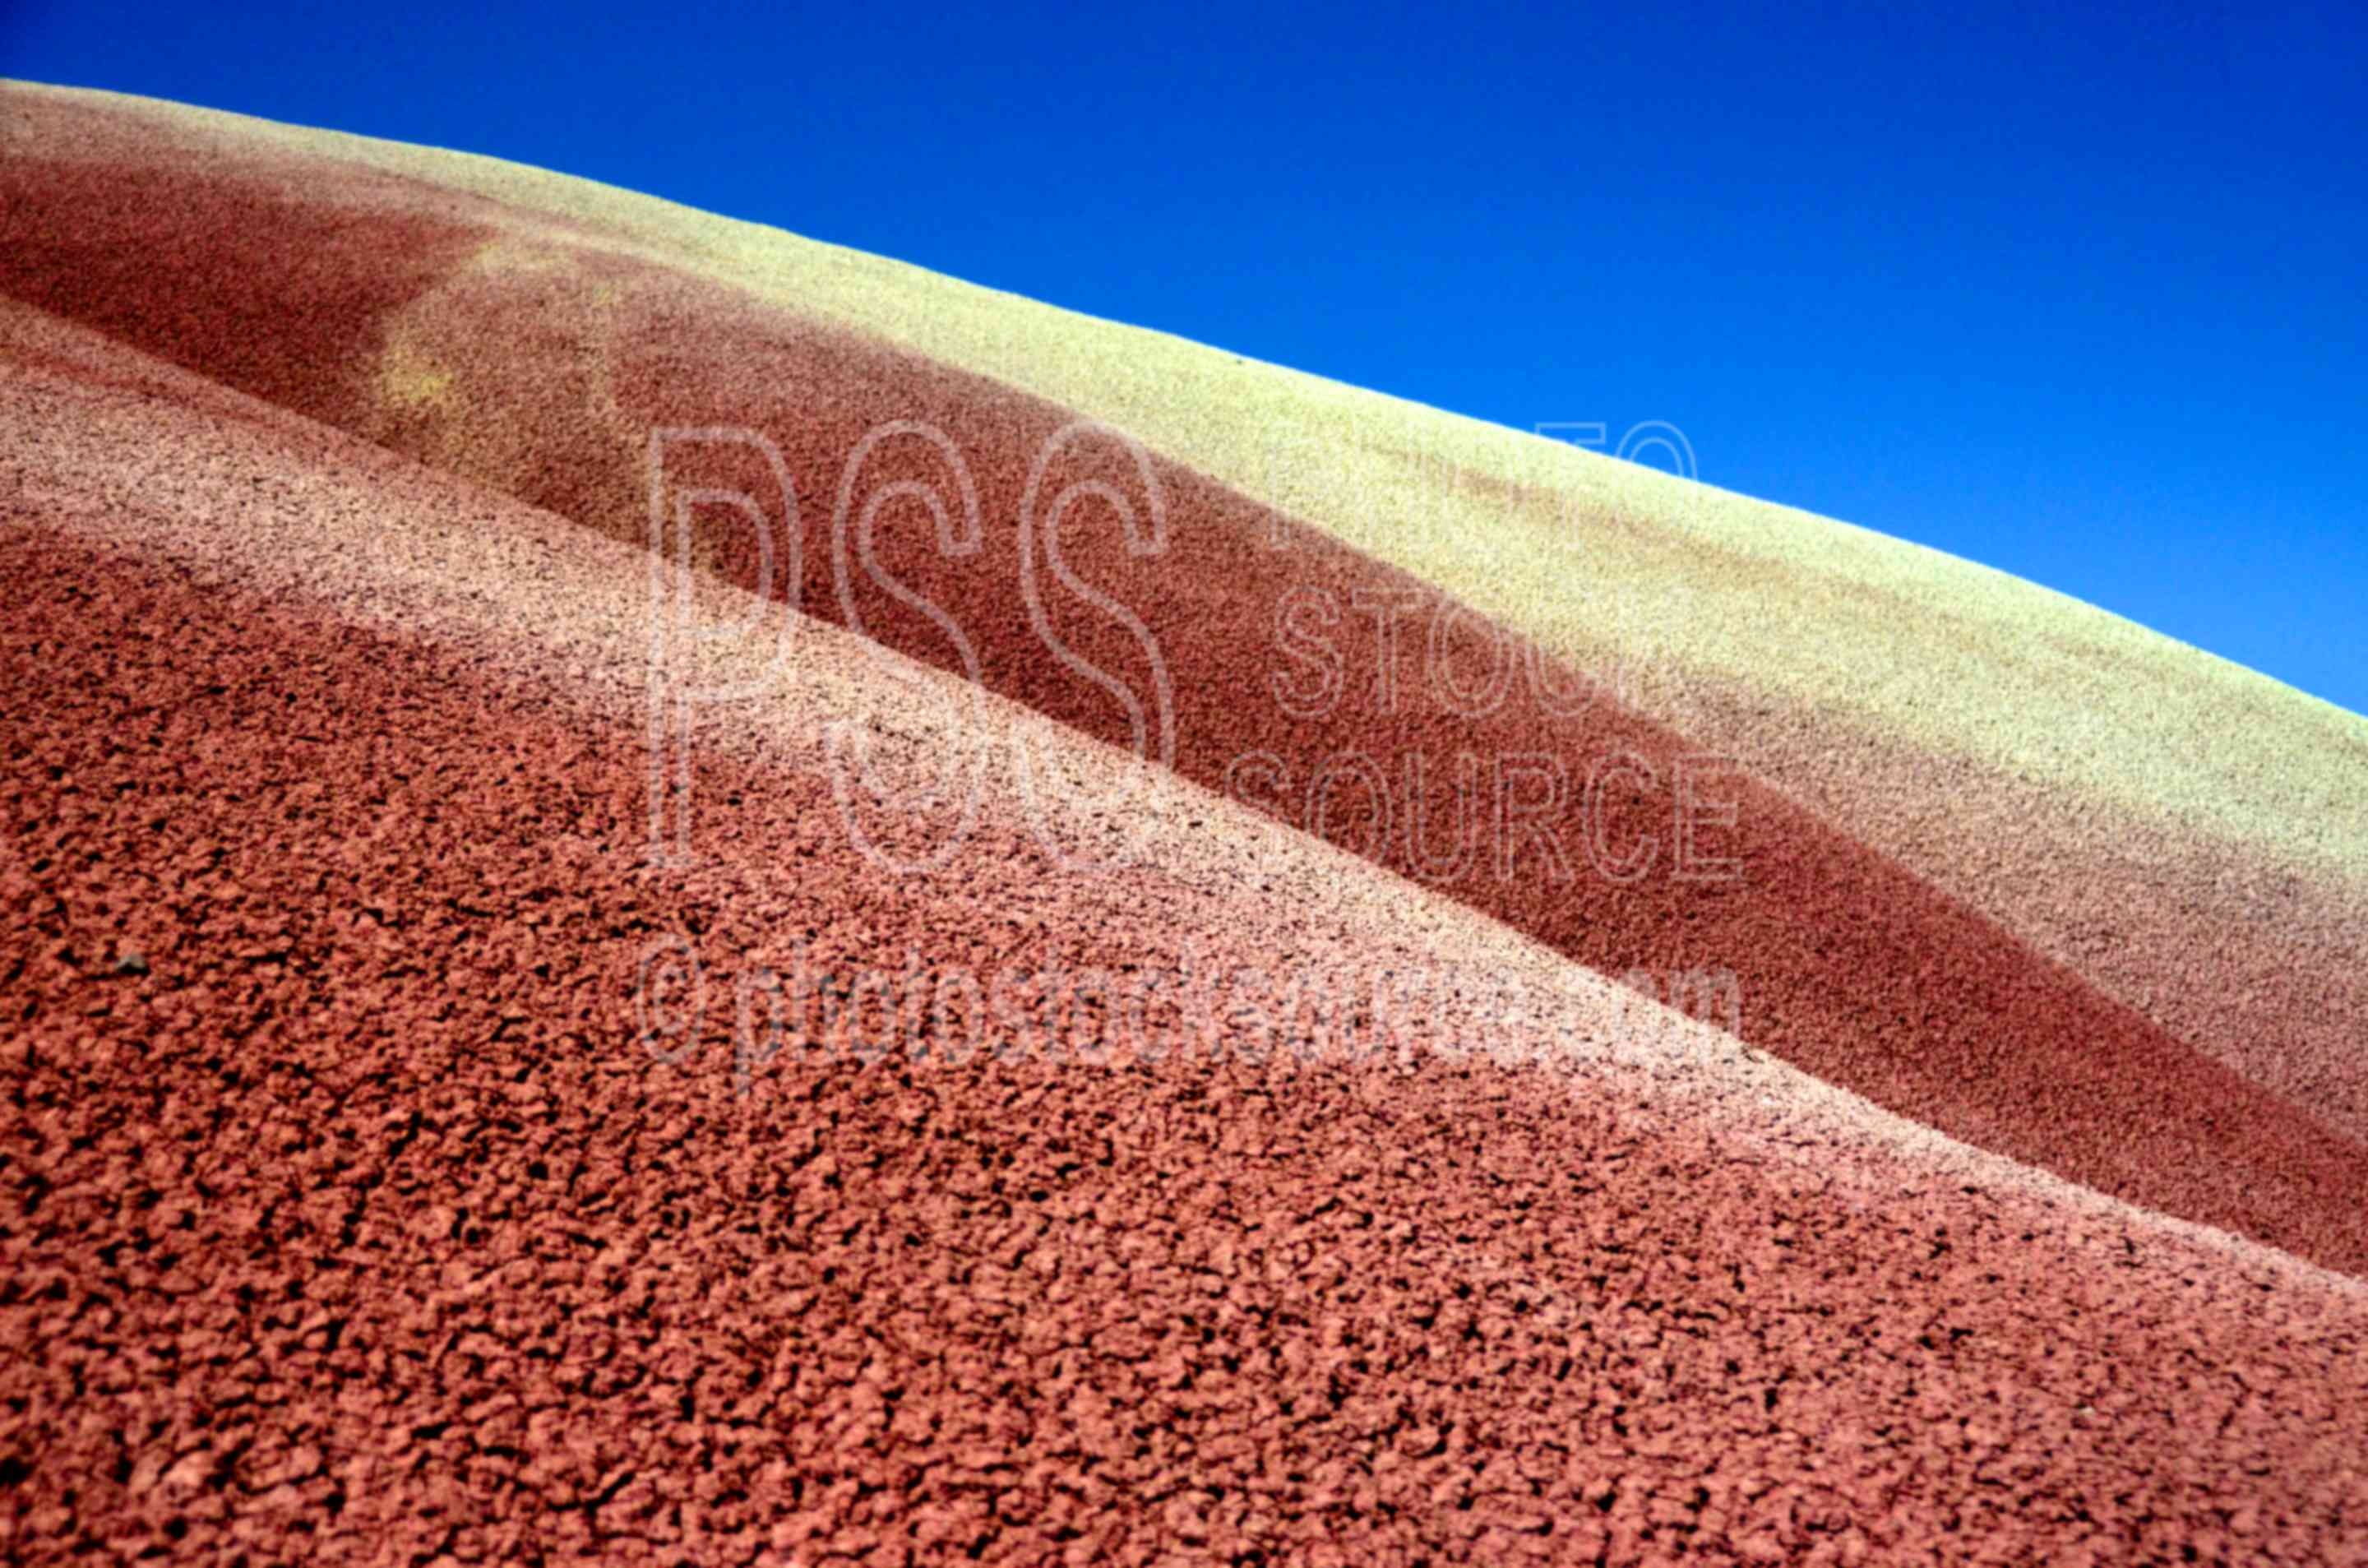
[7,1,2361,715]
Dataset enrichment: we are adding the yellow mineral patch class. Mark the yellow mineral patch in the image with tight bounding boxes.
[468,236,573,276]
[376,335,453,411]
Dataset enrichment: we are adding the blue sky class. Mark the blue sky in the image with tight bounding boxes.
[7,1,2361,715]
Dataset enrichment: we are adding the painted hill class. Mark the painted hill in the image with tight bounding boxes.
[3,82,2365,1565]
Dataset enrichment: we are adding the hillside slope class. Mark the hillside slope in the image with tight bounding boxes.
[3,84,2366,1565]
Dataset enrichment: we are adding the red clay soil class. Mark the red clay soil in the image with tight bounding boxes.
[6,136,2368,1284]
[7,93,2368,1566]
[7,452,2368,1566]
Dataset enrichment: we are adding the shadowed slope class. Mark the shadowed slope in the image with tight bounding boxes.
[4,92,2367,1279]
[6,298,2368,1566]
